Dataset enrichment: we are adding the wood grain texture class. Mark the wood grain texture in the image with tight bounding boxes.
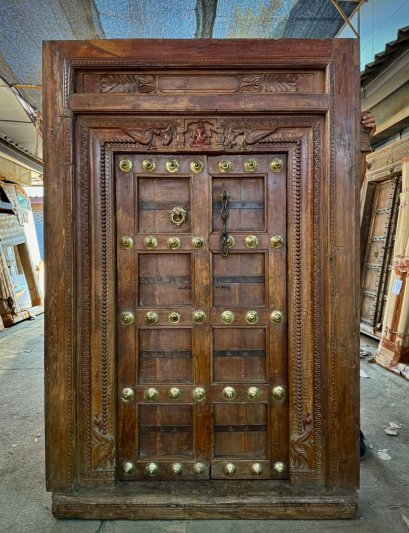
[44,38,360,518]
[52,482,358,519]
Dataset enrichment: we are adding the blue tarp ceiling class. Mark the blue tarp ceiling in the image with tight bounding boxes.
[0,0,357,111]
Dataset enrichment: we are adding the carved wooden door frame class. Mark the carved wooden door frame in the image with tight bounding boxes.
[360,137,409,337]
[44,39,360,519]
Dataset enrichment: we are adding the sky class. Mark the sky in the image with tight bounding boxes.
[338,0,409,70]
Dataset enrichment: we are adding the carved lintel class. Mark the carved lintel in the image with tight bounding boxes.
[290,413,315,470]
[98,73,299,95]
[91,415,115,470]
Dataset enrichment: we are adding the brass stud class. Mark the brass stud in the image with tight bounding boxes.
[145,462,159,476]
[119,159,132,172]
[144,387,159,401]
[120,236,134,249]
[226,235,235,249]
[245,310,260,325]
[219,160,232,173]
[193,387,206,401]
[145,311,159,325]
[272,385,286,401]
[120,311,134,325]
[167,236,181,250]
[166,159,180,173]
[244,158,258,172]
[192,237,205,250]
[244,235,259,248]
[224,463,237,476]
[143,236,158,250]
[273,461,286,474]
[170,463,184,476]
[168,311,181,324]
[142,159,156,172]
[121,461,135,475]
[271,235,284,249]
[221,310,235,325]
[193,310,206,324]
[223,386,236,400]
[190,160,204,173]
[270,310,283,324]
[270,158,284,173]
[193,462,206,475]
[247,386,261,401]
[168,387,182,400]
[121,387,135,402]
[251,463,264,476]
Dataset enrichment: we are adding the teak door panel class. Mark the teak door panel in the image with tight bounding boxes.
[44,39,360,519]
[116,154,287,481]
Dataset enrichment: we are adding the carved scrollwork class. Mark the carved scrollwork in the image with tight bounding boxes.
[100,74,158,94]
[91,415,115,470]
[237,73,299,93]
[290,414,314,470]
[127,124,177,149]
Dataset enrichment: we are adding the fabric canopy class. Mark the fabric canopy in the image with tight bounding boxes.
[0,0,357,111]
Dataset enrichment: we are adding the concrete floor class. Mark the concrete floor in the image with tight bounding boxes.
[0,316,409,532]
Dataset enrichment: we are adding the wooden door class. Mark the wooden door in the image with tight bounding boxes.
[117,153,288,480]
[45,39,360,518]
[361,177,401,336]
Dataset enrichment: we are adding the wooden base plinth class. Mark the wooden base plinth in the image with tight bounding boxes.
[52,481,358,520]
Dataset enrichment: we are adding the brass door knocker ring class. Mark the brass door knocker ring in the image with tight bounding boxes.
[170,206,187,227]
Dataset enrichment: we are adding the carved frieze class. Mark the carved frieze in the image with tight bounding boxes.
[98,73,300,95]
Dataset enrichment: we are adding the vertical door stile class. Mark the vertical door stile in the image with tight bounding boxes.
[116,156,138,474]
[267,153,289,476]
[191,156,212,473]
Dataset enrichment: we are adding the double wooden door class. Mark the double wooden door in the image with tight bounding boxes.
[116,153,288,481]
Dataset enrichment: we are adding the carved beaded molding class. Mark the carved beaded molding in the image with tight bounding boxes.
[77,116,324,482]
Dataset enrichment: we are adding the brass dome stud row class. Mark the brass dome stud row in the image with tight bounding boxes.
[122,235,282,251]
[222,385,283,401]
[121,461,207,477]
[119,158,284,175]
[220,310,283,325]
[138,387,206,402]
[119,158,205,174]
[140,236,205,250]
[216,159,284,174]
[121,385,285,403]
[223,462,285,477]
[143,387,183,401]
[224,463,264,476]
[143,310,207,326]
[120,310,281,326]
